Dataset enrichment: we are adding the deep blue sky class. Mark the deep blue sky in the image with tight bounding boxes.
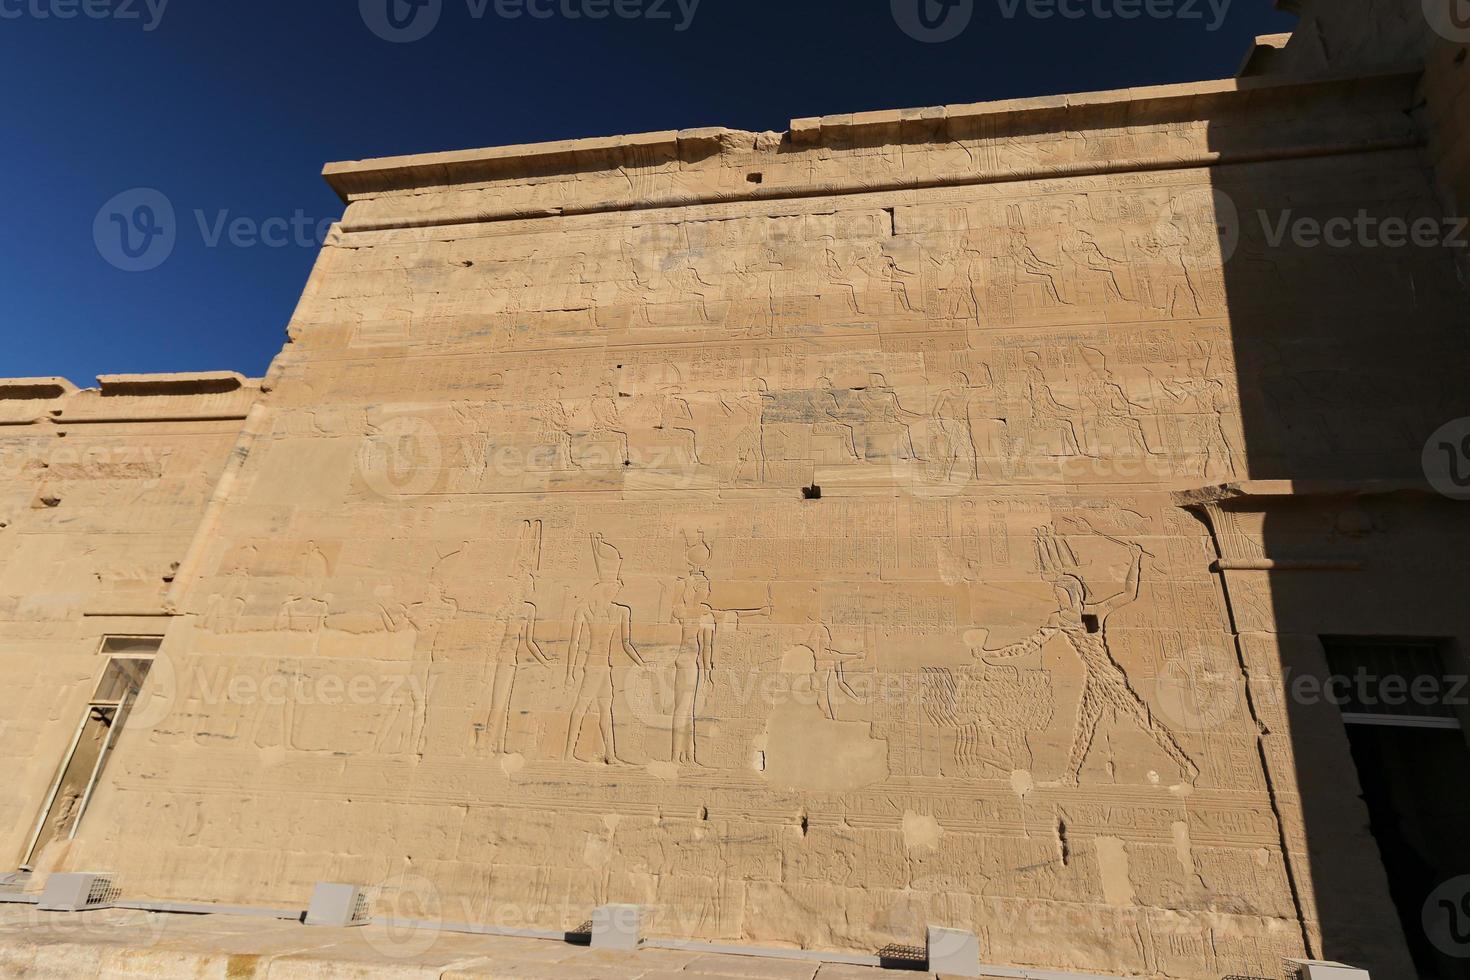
[1,0,1296,386]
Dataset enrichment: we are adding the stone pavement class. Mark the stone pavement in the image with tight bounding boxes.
[0,906,975,979]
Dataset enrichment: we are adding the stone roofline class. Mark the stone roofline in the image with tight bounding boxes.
[0,372,262,425]
[321,65,1423,206]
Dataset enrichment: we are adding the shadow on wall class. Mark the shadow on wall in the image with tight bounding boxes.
[1207,9,1470,976]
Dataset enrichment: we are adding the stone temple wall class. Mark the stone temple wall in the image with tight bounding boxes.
[0,374,259,869]
[5,60,1470,980]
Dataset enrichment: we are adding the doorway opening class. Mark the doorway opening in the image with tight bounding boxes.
[1323,636,1470,979]
[19,636,160,870]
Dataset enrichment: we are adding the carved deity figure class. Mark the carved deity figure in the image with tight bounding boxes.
[670,568,716,765]
[565,534,647,764]
[1023,352,1083,457]
[533,372,575,469]
[1059,201,1132,302]
[720,380,767,484]
[851,373,923,460]
[930,371,982,482]
[482,520,554,755]
[974,528,1198,785]
[1005,205,1065,305]
[586,379,630,466]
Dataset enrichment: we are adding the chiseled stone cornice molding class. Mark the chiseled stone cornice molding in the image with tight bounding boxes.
[0,372,260,426]
[323,67,1423,235]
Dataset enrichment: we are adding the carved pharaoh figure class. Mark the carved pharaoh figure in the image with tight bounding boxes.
[565,534,648,764]
[973,527,1198,786]
[1058,201,1132,303]
[720,379,767,484]
[481,520,554,755]
[929,371,982,482]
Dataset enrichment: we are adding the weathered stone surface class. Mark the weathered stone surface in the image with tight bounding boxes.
[4,6,1469,979]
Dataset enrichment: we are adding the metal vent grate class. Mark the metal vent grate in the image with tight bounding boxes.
[86,875,120,908]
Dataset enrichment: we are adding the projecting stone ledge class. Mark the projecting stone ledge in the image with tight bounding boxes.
[96,371,249,396]
[322,68,1423,237]
[0,371,263,425]
[1172,478,1445,507]
[0,377,78,399]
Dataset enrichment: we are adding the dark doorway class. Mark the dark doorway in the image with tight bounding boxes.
[1325,638,1470,979]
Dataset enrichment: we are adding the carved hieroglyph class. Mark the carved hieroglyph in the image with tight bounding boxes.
[6,67,1470,980]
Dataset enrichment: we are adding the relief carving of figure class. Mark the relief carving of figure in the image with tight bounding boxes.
[796,624,867,722]
[565,534,648,764]
[1023,352,1082,457]
[532,372,575,470]
[720,379,767,484]
[929,371,983,482]
[972,528,1198,785]
[585,378,631,466]
[481,519,555,755]
[1079,347,1154,457]
[1059,201,1133,303]
[670,567,716,765]
[656,393,702,465]
[851,373,923,461]
[1005,205,1065,306]
[816,376,861,461]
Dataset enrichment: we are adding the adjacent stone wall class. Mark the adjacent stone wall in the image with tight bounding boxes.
[0,374,259,869]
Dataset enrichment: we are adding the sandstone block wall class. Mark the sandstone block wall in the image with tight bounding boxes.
[0,374,259,869]
[3,57,1469,980]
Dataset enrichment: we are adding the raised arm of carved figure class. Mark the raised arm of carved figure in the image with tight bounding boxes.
[1085,542,1145,619]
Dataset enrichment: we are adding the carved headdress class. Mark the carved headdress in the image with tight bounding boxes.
[591,533,623,584]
